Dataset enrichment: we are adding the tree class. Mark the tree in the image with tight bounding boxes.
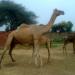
[0,0,37,31]
[51,21,73,32]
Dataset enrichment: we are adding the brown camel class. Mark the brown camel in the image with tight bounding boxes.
[63,34,75,55]
[0,9,64,67]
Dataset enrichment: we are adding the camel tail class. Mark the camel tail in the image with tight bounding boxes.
[0,33,14,67]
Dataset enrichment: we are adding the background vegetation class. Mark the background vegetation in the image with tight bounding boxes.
[0,0,74,45]
[0,0,73,32]
[0,0,37,31]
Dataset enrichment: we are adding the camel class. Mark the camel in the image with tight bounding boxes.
[17,24,52,61]
[63,34,75,55]
[0,9,64,67]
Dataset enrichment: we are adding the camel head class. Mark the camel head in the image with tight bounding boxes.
[54,8,64,16]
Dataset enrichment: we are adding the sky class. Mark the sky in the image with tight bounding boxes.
[0,0,75,31]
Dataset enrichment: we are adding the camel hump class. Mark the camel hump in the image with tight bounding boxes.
[17,23,29,29]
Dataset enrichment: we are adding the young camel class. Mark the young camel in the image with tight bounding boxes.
[0,9,64,67]
[63,34,75,55]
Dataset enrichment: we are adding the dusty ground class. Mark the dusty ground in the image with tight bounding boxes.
[0,44,75,75]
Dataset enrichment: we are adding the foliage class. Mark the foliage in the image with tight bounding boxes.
[0,0,37,31]
[51,21,73,32]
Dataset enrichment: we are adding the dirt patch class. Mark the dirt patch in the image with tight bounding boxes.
[0,44,75,75]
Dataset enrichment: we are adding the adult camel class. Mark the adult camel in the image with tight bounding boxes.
[63,34,75,55]
[0,9,64,67]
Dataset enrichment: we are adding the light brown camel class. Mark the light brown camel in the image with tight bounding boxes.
[17,24,52,61]
[0,9,64,67]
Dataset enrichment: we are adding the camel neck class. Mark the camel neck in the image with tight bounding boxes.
[46,12,57,32]
[38,12,57,34]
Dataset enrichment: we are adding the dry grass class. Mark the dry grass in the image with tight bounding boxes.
[0,44,75,75]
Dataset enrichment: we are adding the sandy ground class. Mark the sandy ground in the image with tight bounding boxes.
[0,44,75,75]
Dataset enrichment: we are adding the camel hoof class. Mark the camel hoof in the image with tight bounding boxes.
[35,64,43,68]
[35,62,43,67]
[12,59,16,62]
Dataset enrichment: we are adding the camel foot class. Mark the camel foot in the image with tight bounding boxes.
[12,59,16,62]
[35,63,43,68]
[34,60,43,67]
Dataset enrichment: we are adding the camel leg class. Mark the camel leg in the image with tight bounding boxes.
[0,47,8,68]
[33,39,42,67]
[9,43,16,62]
[0,33,14,65]
[50,40,52,48]
[32,43,35,58]
[31,44,35,64]
[73,42,75,54]
[0,42,10,68]
[46,39,51,63]
[63,44,67,55]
